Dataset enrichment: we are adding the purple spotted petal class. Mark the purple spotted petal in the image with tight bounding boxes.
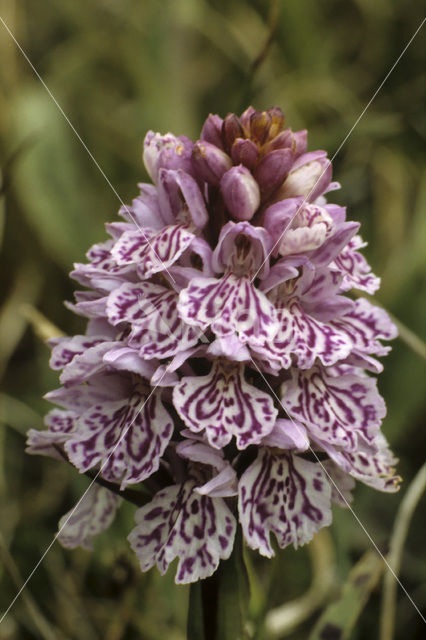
[310,222,359,267]
[332,235,380,293]
[294,268,354,322]
[59,341,119,385]
[178,273,279,347]
[239,450,332,557]
[49,335,105,370]
[173,360,277,449]
[255,299,352,369]
[281,366,386,450]
[106,282,201,359]
[111,224,195,278]
[318,434,401,493]
[72,239,136,291]
[128,481,236,583]
[58,485,121,551]
[26,409,76,460]
[65,391,173,488]
[329,297,397,356]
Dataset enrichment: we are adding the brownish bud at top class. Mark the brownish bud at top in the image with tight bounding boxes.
[222,114,244,153]
[250,110,272,146]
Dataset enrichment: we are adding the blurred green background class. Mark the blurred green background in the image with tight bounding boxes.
[0,1,425,638]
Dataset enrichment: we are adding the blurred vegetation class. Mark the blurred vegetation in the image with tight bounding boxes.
[0,1,425,638]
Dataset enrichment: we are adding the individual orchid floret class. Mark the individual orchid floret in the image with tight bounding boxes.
[28,106,400,585]
[143,131,194,183]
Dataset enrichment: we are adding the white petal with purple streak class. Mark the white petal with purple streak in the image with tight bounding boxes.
[332,235,380,293]
[178,273,279,346]
[281,366,386,450]
[330,297,397,356]
[58,485,121,550]
[173,360,277,449]
[65,391,173,488]
[106,282,200,359]
[111,224,195,278]
[239,450,332,557]
[26,409,77,461]
[128,481,236,583]
[256,300,352,369]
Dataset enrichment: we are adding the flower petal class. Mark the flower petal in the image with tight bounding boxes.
[239,450,332,557]
[173,360,277,449]
[128,481,236,583]
[26,409,76,460]
[257,300,352,369]
[178,273,279,347]
[111,224,195,278]
[329,297,397,356]
[332,235,380,293]
[65,391,173,488]
[49,335,105,370]
[106,282,201,359]
[281,366,386,450]
[318,435,401,493]
[58,485,121,551]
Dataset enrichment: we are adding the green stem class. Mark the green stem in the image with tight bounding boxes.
[187,527,250,640]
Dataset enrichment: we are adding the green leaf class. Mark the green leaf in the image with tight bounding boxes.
[309,550,384,640]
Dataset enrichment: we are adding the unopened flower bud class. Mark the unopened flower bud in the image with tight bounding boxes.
[201,114,224,149]
[222,114,244,153]
[250,110,272,145]
[263,129,294,153]
[254,148,294,196]
[231,138,259,170]
[192,141,232,186]
[220,165,260,221]
[239,106,256,130]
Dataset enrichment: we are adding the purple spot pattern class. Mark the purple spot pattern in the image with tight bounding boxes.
[58,485,121,551]
[332,235,380,294]
[173,360,277,449]
[111,224,195,278]
[106,282,200,358]
[330,298,397,356]
[319,434,401,493]
[239,450,332,556]
[27,409,77,461]
[49,335,105,370]
[65,390,173,489]
[178,273,279,346]
[254,299,352,370]
[128,481,236,583]
[281,366,386,450]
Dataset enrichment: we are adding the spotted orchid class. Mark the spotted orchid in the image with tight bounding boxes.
[27,107,400,584]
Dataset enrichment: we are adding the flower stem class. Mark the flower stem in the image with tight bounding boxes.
[188,527,250,640]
